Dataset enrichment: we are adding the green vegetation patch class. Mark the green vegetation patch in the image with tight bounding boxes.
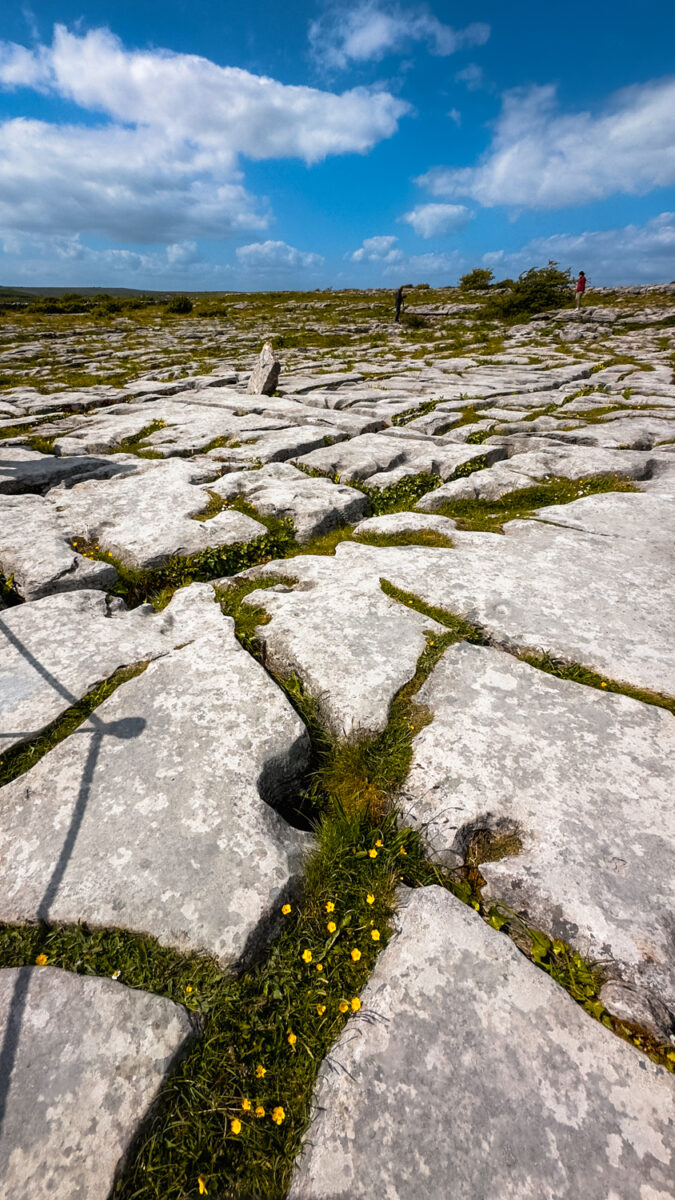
[76,516,296,609]
[432,473,639,532]
[109,420,166,458]
[519,651,675,716]
[0,662,147,789]
[355,529,455,549]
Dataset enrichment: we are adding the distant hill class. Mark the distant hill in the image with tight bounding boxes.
[0,285,164,298]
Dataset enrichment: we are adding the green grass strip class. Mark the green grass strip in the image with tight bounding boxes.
[431,473,639,532]
[0,662,147,789]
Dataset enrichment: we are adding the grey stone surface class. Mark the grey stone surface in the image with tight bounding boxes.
[290,887,675,1200]
[211,462,368,541]
[0,447,138,494]
[353,511,457,539]
[50,458,266,568]
[0,612,313,965]
[247,341,281,395]
[0,582,224,754]
[402,642,675,1027]
[0,493,117,601]
[0,966,196,1200]
[293,432,504,487]
[416,446,656,504]
[240,556,444,734]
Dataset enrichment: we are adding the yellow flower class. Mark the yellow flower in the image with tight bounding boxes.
[242,1098,252,1112]
[368,849,377,859]
[316,1004,326,1016]
[339,1000,349,1013]
[255,1064,266,1078]
[35,953,48,966]
[327,921,336,933]
[351,948,361,962]
[255,1105,265,1119]
[371,929,380,941]
[301,949,313,963]
[198,1178,208,1195]
[325,901,335,913]
[366,893,375,905]
[288,1031,297,1047]
[315,963,323,972]
[282,903,292,915]
[185,984,193,993]
[111,970,121,980]
[272,1106,285,1125]
[351,997,361,1012]
[231,1118,242,1135]
[399,846,407,856]
[375,839,382,848]
[600,682,607,688]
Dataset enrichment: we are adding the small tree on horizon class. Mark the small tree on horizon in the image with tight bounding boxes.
[458,267,494,291]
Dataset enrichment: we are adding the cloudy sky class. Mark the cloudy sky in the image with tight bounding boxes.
[1,0,674,289]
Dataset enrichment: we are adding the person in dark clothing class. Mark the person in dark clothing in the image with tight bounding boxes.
[394,286,405,322]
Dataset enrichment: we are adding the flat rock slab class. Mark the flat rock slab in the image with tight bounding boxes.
[403,643,675,1029]
[417,446,656,504]
[0,583,224,754]
[210,424,348,468]
[353,512,456,540]
[0,614,312,965]
[241,558,444,735]
[211,463,368,542]
[293,433,504,487]
[0,447,140,495]
[370,492,675,696]
[0,966,196,1200]
[50,458,265,568]
[551,416,674,450]
[290,887,675,1200]
[0,493,117,601]
[533,489,675,547]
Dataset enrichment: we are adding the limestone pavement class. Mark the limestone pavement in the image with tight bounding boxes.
[0,293,673,1195]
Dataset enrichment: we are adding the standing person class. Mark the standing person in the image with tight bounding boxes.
[575,270,586,309]
[394,285,405,322]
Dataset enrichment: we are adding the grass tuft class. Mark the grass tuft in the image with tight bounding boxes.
[432,473,639,532]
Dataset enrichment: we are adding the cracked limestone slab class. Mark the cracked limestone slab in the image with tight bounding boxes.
[415,446,657,505]
[0,582,224,754]
[289,886,674,1200]
[50,457,265,568]
[0,447,140,495]
[0,966,197,1200]
[261,493,674,701]
[239,556,445,735]
[207,424,349,468]
[293,433,504,487]
[533,489,675,548]
[353,512,457,540]
[0,615,313,965]
[550,416,674,450]
[210,463,368,542]
[402,643,675,1030]
[0,493,117,601]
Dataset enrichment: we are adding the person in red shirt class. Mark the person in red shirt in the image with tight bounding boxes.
[575,271,587,308]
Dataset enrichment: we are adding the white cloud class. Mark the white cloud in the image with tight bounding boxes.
[382,249,462,279]
[309,3,489,70]
[454,63,483,91]
[401,202,473,237]
[447,107,461,126]
[236,240,324,269]
[350,234,403,262]
[0,25,409,243]
[418,77,675,209]
[0,232,216,285]
[483,212,675,284]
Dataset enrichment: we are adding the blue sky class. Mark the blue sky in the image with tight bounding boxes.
[1,0,674,289]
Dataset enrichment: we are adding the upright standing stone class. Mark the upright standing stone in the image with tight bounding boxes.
[247,342,281,396]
